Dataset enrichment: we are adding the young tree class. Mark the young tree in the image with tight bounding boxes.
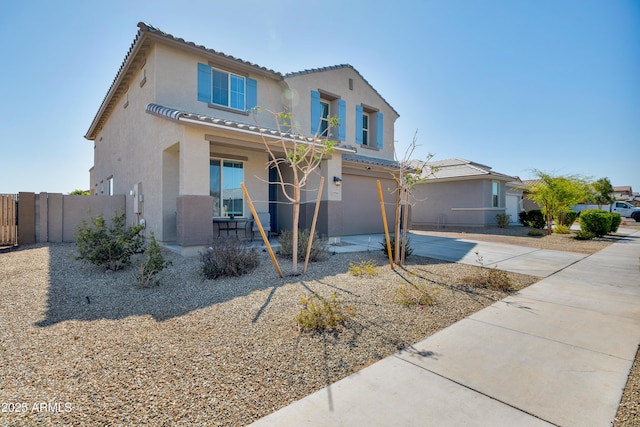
[385,132,435,265]
[253,108,337,275]
[591,177,615,208]
[525,171,590,235]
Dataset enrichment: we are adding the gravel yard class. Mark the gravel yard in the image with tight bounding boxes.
[0,222,637,426]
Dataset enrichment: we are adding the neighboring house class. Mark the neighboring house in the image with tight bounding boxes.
[613,186,633,201]
[520,179,543,211]
[410,158,519,227]
[85,23,400,250]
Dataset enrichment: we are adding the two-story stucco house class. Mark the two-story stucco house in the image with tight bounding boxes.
[85,23,400,250]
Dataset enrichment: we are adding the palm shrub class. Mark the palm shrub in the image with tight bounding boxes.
[75,211,144,271]
[278,229,329,262]
[579,210,612,237]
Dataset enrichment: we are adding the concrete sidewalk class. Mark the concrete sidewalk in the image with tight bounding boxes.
[251,230,640,426]
[330,231,589,278]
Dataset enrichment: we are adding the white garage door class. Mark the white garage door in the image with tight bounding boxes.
[506,194,520,224]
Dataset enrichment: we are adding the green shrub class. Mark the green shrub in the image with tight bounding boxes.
[579,210,612,237]
[278,229,329,262]
[75,211,144,271]
[137,233,171,287]
[574,230,596,240]
[380,235,414,259]
[348,258,378,277]
[527,228,544,237]
[518,210,545,229]
[527,210,546,229]
[296,292,355,333]
[609,213,622,233]
[562,210,578,227]
[518,211,529,226]
[496,213,511,228]
[200,238,259,279]
[553,224,570,234]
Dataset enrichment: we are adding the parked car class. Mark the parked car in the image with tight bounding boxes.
[571,201,640,221]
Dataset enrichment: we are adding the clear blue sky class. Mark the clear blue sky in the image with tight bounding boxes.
[1,0,638,194]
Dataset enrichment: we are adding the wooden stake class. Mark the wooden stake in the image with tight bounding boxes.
[303,176,325,274]
[241,183,283,278]
[377,180,394,269]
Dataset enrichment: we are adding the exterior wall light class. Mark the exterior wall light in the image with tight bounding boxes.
[333,176,342,186]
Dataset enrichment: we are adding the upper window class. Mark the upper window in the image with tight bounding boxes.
[310,90,346,140]
[319,100,330,137]
[362,112,370,146]
[356,105,383,148]
[492,181,499,207]
[198,63,257,111]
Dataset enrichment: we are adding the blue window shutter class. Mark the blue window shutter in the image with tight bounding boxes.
[355,104,363,145]
[246,78,257,110]
[197,63,212,103]
[376,112,384,148]
[310,90,320,134]
[337,99,346,141]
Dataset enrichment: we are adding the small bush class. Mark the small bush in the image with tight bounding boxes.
[200,238,259,279]
[579,210,612,237]
[496,213,511,228]
[527,210,546,229]
[348,258,378,277]
[75,211,144,271]
[553,224,570,234]
[137,233,171,287]
[296,292,355,333]
[609,213,622,233]
[380,235,414,259]
[463,251,514,292]
[395,281,437,307]
[562,210,578,227]
[527,228,544,237]
[518,210,545,229]
[574,230,596,240]
[278,229,329,262]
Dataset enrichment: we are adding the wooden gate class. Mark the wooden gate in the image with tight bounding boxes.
[0,194,18,246]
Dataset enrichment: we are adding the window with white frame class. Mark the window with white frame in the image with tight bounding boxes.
[362,112,370,146]
[210,159,244,217]
[198,63,257,112]
[318,100,330,137]
[212,68,245,110]
[492,181,499,207]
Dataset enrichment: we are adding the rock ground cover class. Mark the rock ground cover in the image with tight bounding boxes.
[0,221,637,426]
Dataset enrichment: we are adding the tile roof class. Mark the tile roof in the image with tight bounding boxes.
[139,23,282,76]
[415,158,516,181]
[342,153,400,168]
[145,103,356,152]
[86,23,400,140]
[285,65,399,117]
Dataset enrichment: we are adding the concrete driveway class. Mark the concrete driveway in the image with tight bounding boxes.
[333,231,588,278]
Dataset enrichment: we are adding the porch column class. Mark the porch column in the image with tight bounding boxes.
[175,133,212,246]
[321,155,344,238]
